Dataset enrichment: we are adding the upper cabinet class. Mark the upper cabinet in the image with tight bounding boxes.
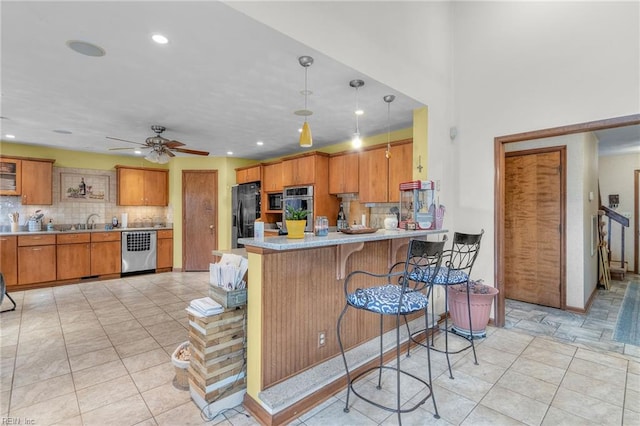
[236,165,261,184]
[0,156,54,204]
[116,165,168,206]
[262,162,283,193]
[329,152,359,195]
[357,140,413,203]
[282,154,316,187]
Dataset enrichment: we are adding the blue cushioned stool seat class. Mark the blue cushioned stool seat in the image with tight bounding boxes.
[411,266,469,285]
[347,285,429,314]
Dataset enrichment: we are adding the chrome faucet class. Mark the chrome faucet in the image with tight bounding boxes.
[86,213,99,230]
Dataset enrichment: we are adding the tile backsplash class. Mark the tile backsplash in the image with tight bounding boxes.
[0,167,170,230]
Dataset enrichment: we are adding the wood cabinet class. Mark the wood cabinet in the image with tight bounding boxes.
[236,165,261,184]
[56,233,91,280]
[388,142,413,203]
[157,229,173,270]
[116,166,168,206]
[18,235,56,285]
[262,162,283,192]
[0,236,18,286]
[0,158,21,195]
[282,155,316,187]
[358,141,413,203]
[90,232,121,275]
[329,152,359,194]
[0,156,54,204]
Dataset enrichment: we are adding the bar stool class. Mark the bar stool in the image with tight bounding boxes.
[408,230,484,379]
[336,239,445,425]
[0,273,17,313]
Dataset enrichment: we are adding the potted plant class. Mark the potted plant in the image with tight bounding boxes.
[285,205,308,239]
[447,279,498,338]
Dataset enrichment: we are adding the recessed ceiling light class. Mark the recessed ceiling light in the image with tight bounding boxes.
[5,134,15,139]
[134,149,142,155]
[355,109,364,116]
[256,141,264,146]
[227,151,233,155]
[152,34,169,44]
[53,129,72,134]
[66,40,106,57]
[298,128,302,133]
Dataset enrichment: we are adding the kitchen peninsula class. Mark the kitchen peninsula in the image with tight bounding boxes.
[238,228,446,424]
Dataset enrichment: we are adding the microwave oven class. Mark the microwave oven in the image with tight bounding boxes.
[268,193,283,211]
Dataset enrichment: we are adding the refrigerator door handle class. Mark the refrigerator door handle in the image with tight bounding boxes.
[238,200,244,237]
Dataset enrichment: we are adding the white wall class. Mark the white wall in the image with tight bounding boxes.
[599,153,640,271]
[232,1,640,290]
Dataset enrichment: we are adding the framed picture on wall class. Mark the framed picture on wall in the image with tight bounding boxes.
[61,172,110,202]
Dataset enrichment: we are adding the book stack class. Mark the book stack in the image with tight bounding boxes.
[187,297,224,317]
[187,307,246,409]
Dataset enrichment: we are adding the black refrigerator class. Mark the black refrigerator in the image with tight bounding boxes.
[231,182,261,248]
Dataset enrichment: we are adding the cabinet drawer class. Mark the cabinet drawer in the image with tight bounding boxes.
[18,234,56,246]
[57,233,90,244]
[91,232,121,242]
[157,229,173,239]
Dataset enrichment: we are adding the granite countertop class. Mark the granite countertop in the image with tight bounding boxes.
[238,228,448,251]
[0,226,173,236]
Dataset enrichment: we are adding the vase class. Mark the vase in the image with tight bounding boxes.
[286,220,306,239]
[447,284,498,338]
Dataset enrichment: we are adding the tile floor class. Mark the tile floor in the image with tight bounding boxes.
[1,272,639,425]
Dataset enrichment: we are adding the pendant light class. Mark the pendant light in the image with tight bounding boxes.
[295,56,314,148]
[384,95,395,159]
[350,79,364,148]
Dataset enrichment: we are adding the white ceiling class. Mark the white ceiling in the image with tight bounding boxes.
[0,1,424,160]
[1,2,637,161]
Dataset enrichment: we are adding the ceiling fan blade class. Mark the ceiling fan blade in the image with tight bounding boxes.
[173,147,210,156]
[166,150,176,157]
[108,147,137,151]
[106,136,145,145]
[165,140,186,149]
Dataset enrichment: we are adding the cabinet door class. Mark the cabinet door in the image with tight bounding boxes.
[18,245,56,284]
[281,159,296,187]
[0,236,18,285]
[262,162,282,192]
[236,166,261,184]
[329,153,359,194]
[118,168,145,206]
[21,160,53,205]
[358,147,388,203]
[0,159,21,195]
[388,143,413,202]
[91,241,121,275]
[295,156,315,185]
[144,169,168,206]
[57,243,91,280]
[157,237,173,269]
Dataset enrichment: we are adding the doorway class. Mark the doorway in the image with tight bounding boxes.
[494,114,640,327]
[504,147,565,308]
[182,170,218,271]
[635,169,639,274]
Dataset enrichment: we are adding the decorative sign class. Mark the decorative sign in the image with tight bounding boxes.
[61,172,109,202]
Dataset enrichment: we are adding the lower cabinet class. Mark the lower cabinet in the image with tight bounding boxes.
[56,233,91,280]
[18,235,56,285]
[157,229,173,270]
[91,232,121,275]
[1,236,18,286]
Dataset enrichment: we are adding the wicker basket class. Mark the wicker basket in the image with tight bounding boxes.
[171,341,190,389]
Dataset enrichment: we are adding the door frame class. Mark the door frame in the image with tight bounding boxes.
[494,113,640,327]
[635,169,639,274]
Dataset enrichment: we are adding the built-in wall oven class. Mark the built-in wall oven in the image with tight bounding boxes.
[122,231,157,274]
[282,185,314,233]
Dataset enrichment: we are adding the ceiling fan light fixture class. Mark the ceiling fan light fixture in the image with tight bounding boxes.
[297,55,314,148]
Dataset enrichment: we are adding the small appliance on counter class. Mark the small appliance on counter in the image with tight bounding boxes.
[399,180,440,230]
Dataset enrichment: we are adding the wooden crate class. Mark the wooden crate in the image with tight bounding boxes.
[188,376,246,403]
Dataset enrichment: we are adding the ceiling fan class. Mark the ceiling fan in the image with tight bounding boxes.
[107,125,209,163]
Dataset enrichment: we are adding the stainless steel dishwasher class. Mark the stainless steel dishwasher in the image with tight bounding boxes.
[121,230,157,273]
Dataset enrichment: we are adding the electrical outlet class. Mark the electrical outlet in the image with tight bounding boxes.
[318,331,326,347]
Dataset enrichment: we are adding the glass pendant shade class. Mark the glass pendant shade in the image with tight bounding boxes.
[352,132,362,148]
[300,121,312,147]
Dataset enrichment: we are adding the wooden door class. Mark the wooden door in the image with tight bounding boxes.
[505,148,564,308]
[183,170,218,271]
[21,160,53,205]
